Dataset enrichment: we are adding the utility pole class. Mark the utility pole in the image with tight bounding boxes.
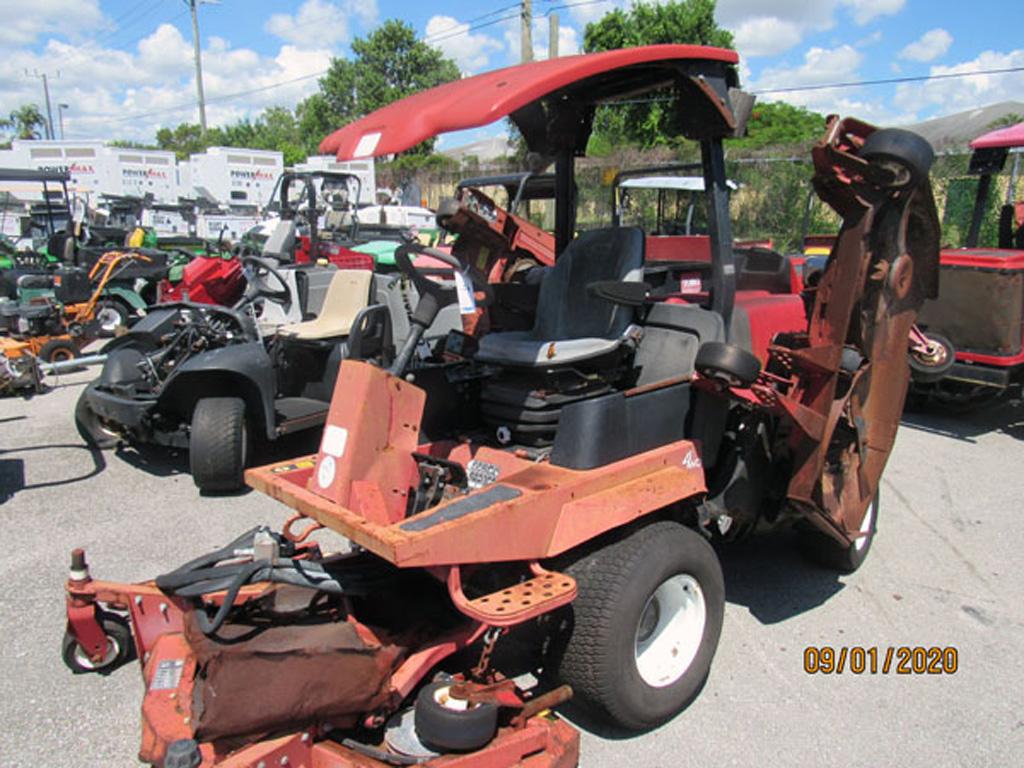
[549,13,559,59]
[521,0,533,63]
[186,0,208,134]
[27,70,56,139]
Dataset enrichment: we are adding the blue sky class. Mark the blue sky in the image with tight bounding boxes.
[1,1,1021,149]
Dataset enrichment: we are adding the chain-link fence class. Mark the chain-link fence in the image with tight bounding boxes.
[389,149,1017,254]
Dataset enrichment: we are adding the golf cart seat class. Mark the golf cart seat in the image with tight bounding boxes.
[262,218,297,261]
[475,227,645,366]
[278,270,373,341]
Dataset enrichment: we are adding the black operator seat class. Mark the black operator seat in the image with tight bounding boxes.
[475,227,645,366]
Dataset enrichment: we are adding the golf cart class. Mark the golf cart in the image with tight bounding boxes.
[62,45,939,767]
[907,121,1024,404]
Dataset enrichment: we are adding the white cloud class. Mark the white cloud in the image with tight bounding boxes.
[718,1,838,58]
[0,0,105,46]
[0,24,334,142]
[425,15,504,74]
[839,0,906,25]
[732,18,802,58]
[894,49,1024,115]
[899,29,953,63]
[265,0,378,48]
[566,0,620,26]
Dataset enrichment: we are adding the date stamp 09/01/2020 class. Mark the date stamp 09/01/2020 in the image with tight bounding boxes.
[803,646,959,675]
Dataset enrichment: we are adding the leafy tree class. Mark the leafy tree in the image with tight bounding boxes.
[155,123,217,159]
[584,0,734,148]
[298,20,460,155]
[987,112,1024,131]
[731,101,826,151]
[1,104,47,140]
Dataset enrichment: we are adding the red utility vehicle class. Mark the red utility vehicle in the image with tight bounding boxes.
[909,121,1024,404]
[62,45,939,768]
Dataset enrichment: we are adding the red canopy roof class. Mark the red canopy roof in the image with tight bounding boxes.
[320,45,739,160]
[970,121,1024,150]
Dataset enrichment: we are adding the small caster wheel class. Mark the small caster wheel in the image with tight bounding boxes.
[696,342,762,388]
[62,611,133,675]
[414,681,499,752]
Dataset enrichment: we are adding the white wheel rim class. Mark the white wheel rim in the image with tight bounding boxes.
[96,307,122,332]
[854,499,876,552]
[433,685,472,712]
[73,636,119,670]
[634,574,707,688]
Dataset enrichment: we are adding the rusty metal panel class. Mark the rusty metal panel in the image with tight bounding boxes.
[917,267,1024,355]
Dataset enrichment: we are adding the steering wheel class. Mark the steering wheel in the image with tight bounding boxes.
[238,255,292,309]
[393,242,494,310]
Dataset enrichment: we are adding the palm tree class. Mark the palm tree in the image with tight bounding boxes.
[0,104,47,140]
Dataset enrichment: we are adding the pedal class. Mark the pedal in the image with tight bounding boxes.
[465,571,577,626]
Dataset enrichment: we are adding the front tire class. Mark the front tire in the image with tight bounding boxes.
[908,331,954,384]
[189,397,249,492]
[75,389,120,449]
[555,521,725,731]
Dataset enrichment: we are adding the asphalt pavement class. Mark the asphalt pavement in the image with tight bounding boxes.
[0,367,1021,767]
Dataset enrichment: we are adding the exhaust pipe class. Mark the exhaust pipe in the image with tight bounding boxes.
[39,353,107,375]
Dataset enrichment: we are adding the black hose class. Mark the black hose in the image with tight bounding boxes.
[192,561,263,635]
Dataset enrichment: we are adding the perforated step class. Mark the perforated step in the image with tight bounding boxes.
[466,572,577,626]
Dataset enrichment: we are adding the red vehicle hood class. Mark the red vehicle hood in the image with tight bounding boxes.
[970,121,1024,150]
[320,45,738,160]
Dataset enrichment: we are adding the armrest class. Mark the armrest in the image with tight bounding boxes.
[586,280,652,307]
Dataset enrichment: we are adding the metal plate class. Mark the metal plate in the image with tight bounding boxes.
[384,707,439,759]
[150,658,184,691]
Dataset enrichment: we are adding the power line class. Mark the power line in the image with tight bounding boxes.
[751,66,1024,95]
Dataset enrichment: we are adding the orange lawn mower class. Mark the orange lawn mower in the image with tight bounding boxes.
[61,46,940,768]
[0,250,152,393]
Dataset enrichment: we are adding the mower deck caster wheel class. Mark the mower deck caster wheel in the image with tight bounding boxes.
[799,492,879,573]
[861,128,935,190]
[909,331,954,384]
[414,681,499,752]
[62,611,132,675]
[75,389,120,449]
[696,342,761,388]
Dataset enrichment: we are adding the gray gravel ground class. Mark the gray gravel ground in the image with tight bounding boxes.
[1,367,1022,767]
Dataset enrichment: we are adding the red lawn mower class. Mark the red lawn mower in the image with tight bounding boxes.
[62,45,939,768]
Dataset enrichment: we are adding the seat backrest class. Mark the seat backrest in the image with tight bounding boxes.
[262,218,296,261]
[372,274,462,346]
[533,227,645,341]
[316,269,373,328]
[634,302,726,385]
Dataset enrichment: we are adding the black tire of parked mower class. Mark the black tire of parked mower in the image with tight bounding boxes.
[798,491,880,573]
[414,681,499,753]
[37,338,79,363]
[861,128,935,191]
[554,521,725,731]
[189,397,249,493]
[74,389,120,449]
[61,611,133,675]
[908,331,955,384]
[94,298,131,338]
[695,342,761,388]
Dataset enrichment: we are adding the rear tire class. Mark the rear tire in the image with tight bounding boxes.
[555,521,725,731]
[37,338,78,363]
[189,397,249,492]
[95,299,131,338]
